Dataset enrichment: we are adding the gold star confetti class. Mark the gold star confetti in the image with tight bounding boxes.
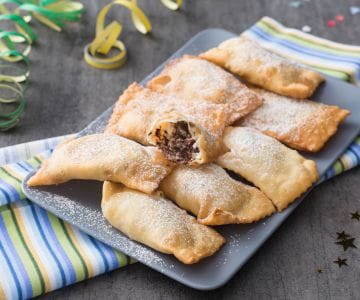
[333,257,348,267]
[335,237,357,251]
[336,231,350,240]
[351,211,360,221]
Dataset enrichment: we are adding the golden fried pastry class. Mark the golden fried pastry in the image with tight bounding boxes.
[27,134,173,194]
[160,164,275,225]
[216,127,319,211]
[106,83,227,165]
[200,36,324,99]
[147,55,263,124]
[240,88,350,152]
[102,181,225,264]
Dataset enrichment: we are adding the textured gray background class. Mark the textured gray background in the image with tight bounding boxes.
[1,0,359,299]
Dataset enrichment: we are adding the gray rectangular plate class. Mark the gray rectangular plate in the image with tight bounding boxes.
[22,29,360,290]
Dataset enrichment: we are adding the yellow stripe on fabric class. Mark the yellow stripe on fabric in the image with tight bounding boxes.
[1,165,24,181]
[340,155,350,171]
[12,206,52,295]
[261,17,360,54]
[2,207,44,296]
[64,223,95,279]
[47,214,88,281]
[0,282,5,300]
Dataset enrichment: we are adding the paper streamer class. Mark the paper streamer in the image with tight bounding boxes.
[84,0,182,70]
[0,0,84,130]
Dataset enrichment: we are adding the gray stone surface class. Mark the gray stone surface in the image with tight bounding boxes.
[1,0,359,299]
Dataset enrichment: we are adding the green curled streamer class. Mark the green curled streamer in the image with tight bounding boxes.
[0,0,83,131]
[0,48,28,130]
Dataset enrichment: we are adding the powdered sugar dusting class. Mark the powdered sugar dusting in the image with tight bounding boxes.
[219,36,302,71]
[215,232,242,267]
[241,88,327,136]
[148,56,262,124]
[108,83,227,140]
[45,133,172,193]
[173,164,252,208]
[103,186,224,263]
[161,164,275,223]
[223,127,288,174]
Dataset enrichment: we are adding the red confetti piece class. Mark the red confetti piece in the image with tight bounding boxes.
[326,20,336,27]
[335,15,344,22]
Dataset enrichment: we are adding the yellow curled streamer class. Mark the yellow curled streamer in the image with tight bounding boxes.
[84,0,182,70]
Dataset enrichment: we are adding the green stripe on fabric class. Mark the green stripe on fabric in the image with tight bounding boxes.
[47,213,88,281]
[0,204,9,213]
[260,18,360,56]
[114,249,129,267]
[2,206,46,296]
[0,167,22,184]
[59,220,89,279]
[0,167,23,188]
[26,156,42,168]
[332,161,344,175]
[312,67,350,81]
[0,167,25,200]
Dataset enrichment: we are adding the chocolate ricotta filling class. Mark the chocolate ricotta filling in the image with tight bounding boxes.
[156,121,199,164]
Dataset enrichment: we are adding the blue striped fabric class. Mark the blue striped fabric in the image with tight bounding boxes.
[249,26,360,77]
[244,17,360,83]
[0,137,130,299]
